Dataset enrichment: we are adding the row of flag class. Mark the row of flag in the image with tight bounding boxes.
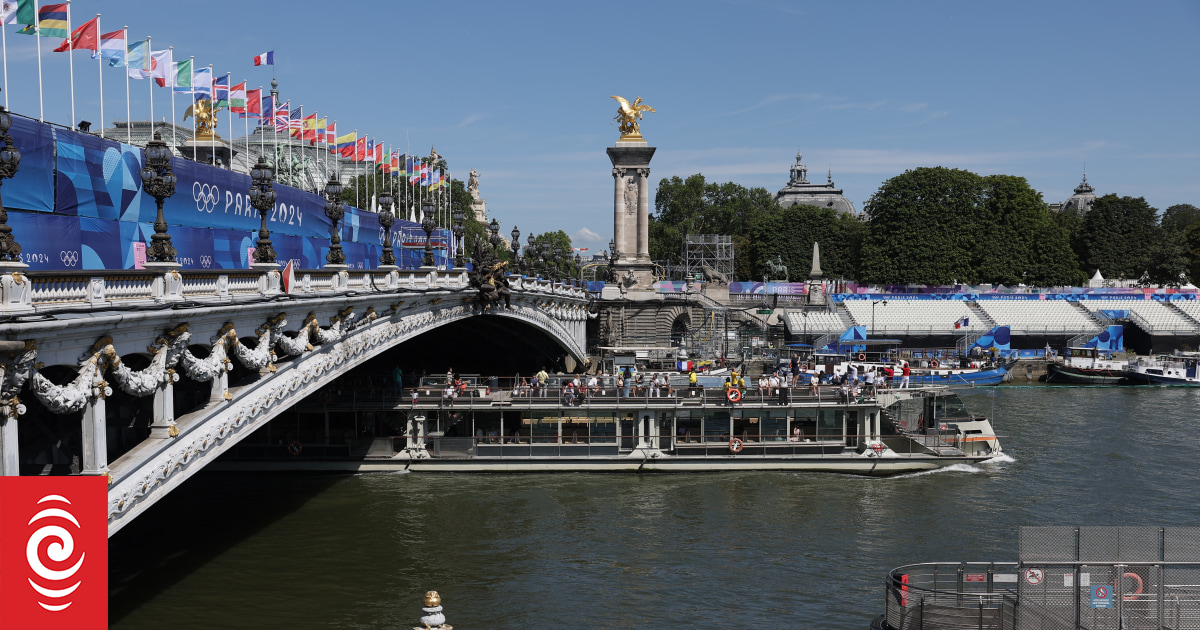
[1,1,444,186]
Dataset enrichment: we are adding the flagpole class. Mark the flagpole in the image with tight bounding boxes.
[169,46,175,147]
[122,27,130,144]
[96,14,104,138]
[34,0,43,121]
[225,72,232,169]
[1,12,8,109]
[146,35,153,140]
[353,129,359,209]
[189,56,196,161]
[257,85,263,157]
[66,1,75,130]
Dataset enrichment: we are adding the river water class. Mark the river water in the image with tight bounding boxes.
[108,387,1200,629]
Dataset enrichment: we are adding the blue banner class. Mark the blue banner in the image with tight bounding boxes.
[6,212,81,269]
[6,115,55,213]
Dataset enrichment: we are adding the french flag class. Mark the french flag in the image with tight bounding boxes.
[253,50,274,66]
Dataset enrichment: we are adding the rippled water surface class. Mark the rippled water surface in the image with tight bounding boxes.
[109,387,1200,629]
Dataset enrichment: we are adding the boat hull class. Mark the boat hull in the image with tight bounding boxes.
[1045,362,1125,385]
[907,367,1007,386]
[1122,371,1200,386]
[212,454,992,476]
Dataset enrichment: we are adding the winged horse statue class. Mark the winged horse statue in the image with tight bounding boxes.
[611,95,656,139]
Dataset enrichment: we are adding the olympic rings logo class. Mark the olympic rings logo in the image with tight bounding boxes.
[199,256,213,269]
[192,182,219,213]
[59,251,79,267]
[26,494,87,612]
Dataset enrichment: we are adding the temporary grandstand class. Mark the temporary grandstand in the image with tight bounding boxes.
[974,300,1100,335]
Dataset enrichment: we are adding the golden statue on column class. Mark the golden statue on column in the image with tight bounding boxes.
[610,95,656,141]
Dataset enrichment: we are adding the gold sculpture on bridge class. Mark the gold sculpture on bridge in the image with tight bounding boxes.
[611,95,656,141]
[184,98,223,141]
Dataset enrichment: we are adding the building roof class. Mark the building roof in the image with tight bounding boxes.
[1060,172,1096,214]
[774,150,856,213]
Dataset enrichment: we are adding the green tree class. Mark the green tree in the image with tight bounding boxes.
[748,204,863,281]
[1161,203,1200,235]
[650,174,780,279]
[858,167,984,285]
[1077,195,1161,281]
[976,175,1083,287]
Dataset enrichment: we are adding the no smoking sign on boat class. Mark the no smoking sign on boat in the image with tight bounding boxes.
[1024,567,1045,585]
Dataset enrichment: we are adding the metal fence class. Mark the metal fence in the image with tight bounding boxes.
[883,528,1200,630]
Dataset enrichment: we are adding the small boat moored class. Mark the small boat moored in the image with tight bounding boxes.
[1044,346,1128,385]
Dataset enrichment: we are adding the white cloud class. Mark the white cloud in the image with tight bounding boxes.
[572,227,603,244]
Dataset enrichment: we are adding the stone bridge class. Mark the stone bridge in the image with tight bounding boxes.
[0,266,591,536]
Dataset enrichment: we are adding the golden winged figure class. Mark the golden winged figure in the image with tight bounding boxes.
[184,98,223,141]
[611,95,656,140]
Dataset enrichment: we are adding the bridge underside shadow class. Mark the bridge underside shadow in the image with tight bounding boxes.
[387,315,582,376]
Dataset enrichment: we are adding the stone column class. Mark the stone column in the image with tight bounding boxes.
[81,395,107,475]
[150,378,175,439]
[636,168,650,260]
[612,167,626,260]
[209,368,229,404]
[0,415,18,475]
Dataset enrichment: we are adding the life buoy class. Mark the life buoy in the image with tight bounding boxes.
[857,353,867,362]
[870,442,885,454]
[929,359,940,369]
[1117,572,1143,600]
[726,388,742,403]
[729,438,744,453]
[939,424,948,431]
[286,441,302,456]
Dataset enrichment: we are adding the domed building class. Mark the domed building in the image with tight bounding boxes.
[1057,173,1097,214]
[774,150,856,213]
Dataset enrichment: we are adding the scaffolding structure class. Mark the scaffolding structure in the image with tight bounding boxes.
[683,235,735,281]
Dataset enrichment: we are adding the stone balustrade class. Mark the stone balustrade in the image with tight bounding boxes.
[0,267,589,314]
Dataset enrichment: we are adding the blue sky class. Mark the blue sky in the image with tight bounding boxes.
[2,0,1197,253]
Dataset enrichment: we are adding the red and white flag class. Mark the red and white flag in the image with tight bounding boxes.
[282,260,295,294]
[0,476,108,630]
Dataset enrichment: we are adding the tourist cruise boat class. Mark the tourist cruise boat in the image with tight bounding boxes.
[228,378,1003,476]
[1044,346,1128,385]
[805,347,1009,387]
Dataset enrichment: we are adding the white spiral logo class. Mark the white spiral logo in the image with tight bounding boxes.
[192,182,219,213]
[59,251,79,267]
[26,495,85,612]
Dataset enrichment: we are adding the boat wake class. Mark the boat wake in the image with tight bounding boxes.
[890,454,1014,479]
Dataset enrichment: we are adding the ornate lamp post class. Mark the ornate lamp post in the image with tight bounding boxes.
[575,252,582,279]
[0,104,23,263]
[323,175,346,267]
[249,156,277,266]
[421,202,436,267]
[510,225,521,262]
[378,188,396,267]
[487,218,501,254]
[524,234,535,275]
[140,132,178,264]
[607,238,618,282]
[451,205,465,269]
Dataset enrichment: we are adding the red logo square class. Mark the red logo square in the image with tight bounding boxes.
[0,476,108,630]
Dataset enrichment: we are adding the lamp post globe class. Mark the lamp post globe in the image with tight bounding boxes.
[249,156,277,266]
[142,132,178,265]
[421,202,436,267]
[487,218,501,252]
[377,188,396,267]
[323,174,346,267]
[451,205,465,269]
[0,103,22,263]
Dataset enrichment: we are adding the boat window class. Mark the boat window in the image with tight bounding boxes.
[589,412,616,444]
[561,412,589,444]
[675,411,701,444]
[815,409,844,441]
[792,410,818,441]
[733,410,759,443]
[761,410,788,442]
[704,410,732,442]
[934,394,970,420]
[529,411,559,444]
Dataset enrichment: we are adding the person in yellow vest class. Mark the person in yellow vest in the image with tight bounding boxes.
[737,374,746,392]
[688,369,699,397]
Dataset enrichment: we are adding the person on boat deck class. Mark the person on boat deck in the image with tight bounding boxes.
[587,374,598,396]
[536,367,549,397]
[810,373,820,398]
[864,369,875,396]
[563,383,576,406]
[442,385,456,407]
[392,365,404,397]
[446,368,454,385]
[737,374,746,392]
[790,426,802,442]
[849,363,858,384]
[839,381,850,402]
[901,363,911,389]
[635,371,645,396]
[688,370,699,395]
